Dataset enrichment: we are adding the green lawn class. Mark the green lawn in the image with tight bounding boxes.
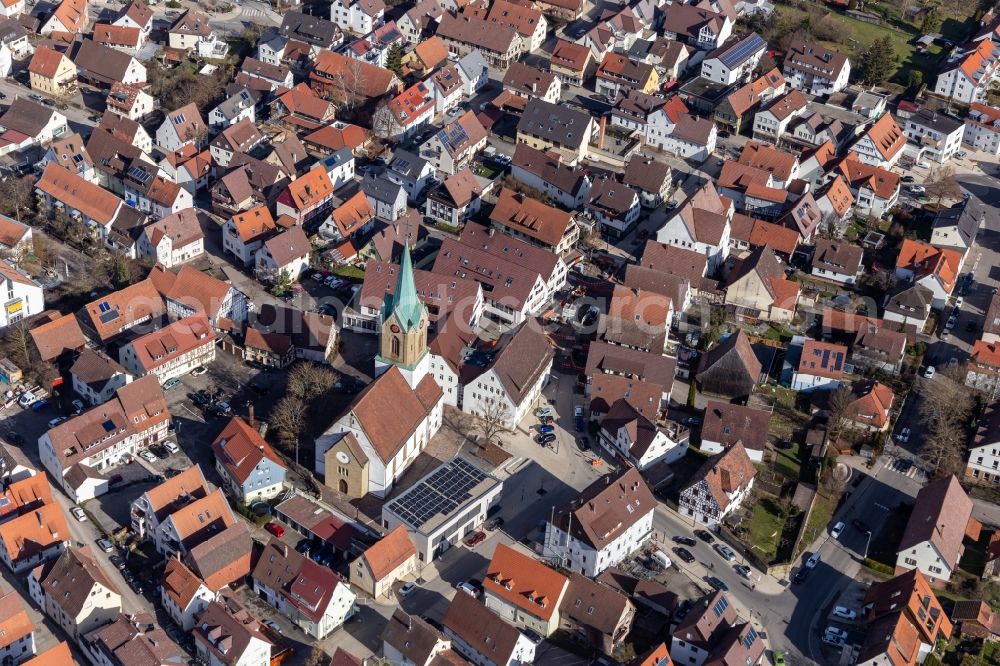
[773,1,953,88]
[747,498,786,560]
[798,493,835,554]
[772,442,803,480]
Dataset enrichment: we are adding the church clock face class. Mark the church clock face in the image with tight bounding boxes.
[336,451,350,465]
[390,324,400,333]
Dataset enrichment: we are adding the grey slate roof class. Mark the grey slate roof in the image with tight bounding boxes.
[517,98,592,152]
[362,174,405,204]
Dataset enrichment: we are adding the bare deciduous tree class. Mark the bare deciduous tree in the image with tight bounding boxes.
[924,166,963,205]
[287,362,340,403]
[0,176,35,222]
[371,101,395,139]
[475,401,512,446]
[826,384,854,443]
[270,395,306,457]
[917,375,973,478]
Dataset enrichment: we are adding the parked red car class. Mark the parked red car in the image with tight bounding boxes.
[265,522,285,538]
[465,531,486,548]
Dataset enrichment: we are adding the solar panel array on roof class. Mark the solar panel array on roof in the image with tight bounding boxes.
[386,457,487,528]
[442,123,469,151]
[719,33,766,69]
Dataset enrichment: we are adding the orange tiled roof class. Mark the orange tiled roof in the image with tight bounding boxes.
[484,544,567,621]
[863,114,906,161]
[230,206,276,244]
[362,525,416,580]
[211,417,285,485]
[28,47,70,78]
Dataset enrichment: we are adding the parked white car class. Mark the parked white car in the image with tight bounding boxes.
[139,450,157,463]
[833,606,857,620]
[71,507,87,522]
[830,521,845,540]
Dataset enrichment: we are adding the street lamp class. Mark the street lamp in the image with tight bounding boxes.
[863,530,872,560]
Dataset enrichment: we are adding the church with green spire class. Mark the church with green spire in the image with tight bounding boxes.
[374,245,431,388]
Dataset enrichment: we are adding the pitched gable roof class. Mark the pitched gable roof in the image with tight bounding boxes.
[211,417,285,485]
[898,475,974,572]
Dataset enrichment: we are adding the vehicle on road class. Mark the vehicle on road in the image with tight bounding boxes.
[139,450,157,463]
[456,581,480,598]
[535,407,551,418]
[806,553,821,568]
[916,161,931,169]
[734,564,751,579]
[162,377,182,391]
[792,567,809,584]
[923,366,936,379]
[672,535,697,546]
[946,316,957,329]
[71,506,87,522]
[822,634,846,647]
[486,517,504,531]
[17,392,36,408]
[264,522,285,538]
[714,544,736,561]
[673,547,695,563]
[574,404,584,431]
[537,433,556,445]
[955,296,964,308]
[47,416,66,428]
[833,606,857,620]
[539,424,554,434]
[191,366,208,376]
[830,521,845,539]
[110,555,127,570]
[264,620,282,634]
[706,576,728,592]
[464,531,486,548]
[109,474,123,484]
[695,529,715,543]
[901,175,914,183]
[909,185,926,195]
[97,538,114,553]
[523,629,543,644]
[398,582,416,597]
[72,399,85,414]
[684,416,702,426]
[773,651,786,666]
[895,427,911,442]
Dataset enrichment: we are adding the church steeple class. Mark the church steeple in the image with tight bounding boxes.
[387,245,424,332]
[375,245,430,387]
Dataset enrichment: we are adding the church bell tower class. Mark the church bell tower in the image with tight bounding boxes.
[374,245,430,387]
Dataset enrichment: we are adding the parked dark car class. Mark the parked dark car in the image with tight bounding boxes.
[673,547,695,563]
[695,529,715,544]
[706,576,729,592]
[486,517,505,531]
[523,629,543,644]
[672,535,697,547]
[792,567,810,584]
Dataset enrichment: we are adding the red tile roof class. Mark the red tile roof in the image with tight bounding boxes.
[211,417,285,485]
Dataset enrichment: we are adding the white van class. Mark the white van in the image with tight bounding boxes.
[650,549,672,569]
[164,441,180,455]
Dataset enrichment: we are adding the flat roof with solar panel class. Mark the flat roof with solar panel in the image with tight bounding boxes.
[382,456,501,534]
